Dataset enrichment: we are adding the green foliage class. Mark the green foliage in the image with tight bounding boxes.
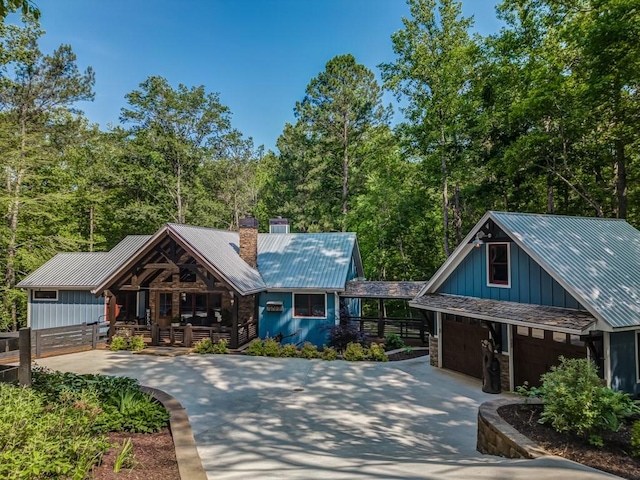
[98,390,169,434]
[128,334,145,351]
[537,357,639,443]
[280,343,299,358]
[110,335,128,351]
[113,438,135,473]
[367,343,389,362]
[384,333,405,351]
[631,421,640,457]
[212,339,229,354]
[245,340,264,356]
[262,338,282,357]
[0,382,109,479]
[299,342,320,359]
[193,338,214,354]
[343,342,367,362]
[321,345,338,361]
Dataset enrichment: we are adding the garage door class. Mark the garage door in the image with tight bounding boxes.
[513,326,586,388]
[441,314,489,379]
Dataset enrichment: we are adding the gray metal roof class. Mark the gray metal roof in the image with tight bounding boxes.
[490,212,640,330]
[168,224,266,294]
[17,235,151,289]
[257,233,358,290]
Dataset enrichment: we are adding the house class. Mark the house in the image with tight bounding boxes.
[17,217,364,349]
[411,211,640,396]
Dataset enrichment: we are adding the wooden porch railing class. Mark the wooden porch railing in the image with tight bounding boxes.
[346,316,428,342]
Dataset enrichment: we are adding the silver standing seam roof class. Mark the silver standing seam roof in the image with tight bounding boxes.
[418,211,640,330]
[17,235,151,289]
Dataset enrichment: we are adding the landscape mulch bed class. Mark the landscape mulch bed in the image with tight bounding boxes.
[498,403,640,480]
[92,429,179,480]
[386,349,429,361]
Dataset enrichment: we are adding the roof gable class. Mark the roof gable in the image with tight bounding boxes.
[420,211,640,330]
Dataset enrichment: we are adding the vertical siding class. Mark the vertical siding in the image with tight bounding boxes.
[258,292,337,347]
[437,243,586,310]
[610,331,640,396]
[30,290,106,329]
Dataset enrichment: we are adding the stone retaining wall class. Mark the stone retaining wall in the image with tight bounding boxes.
[477,397,547,459]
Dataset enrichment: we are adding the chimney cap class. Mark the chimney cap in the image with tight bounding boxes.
[239,215,258,229]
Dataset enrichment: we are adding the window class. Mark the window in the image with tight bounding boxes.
[159,293,172,317]
[33,290,57,301]
[553,331,567,343]
[293,293,326,318]
[487,243,510,287]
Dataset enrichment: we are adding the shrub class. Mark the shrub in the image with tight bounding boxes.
[110,335,127,351]
[98,390,169,434]
[384,333,405,351]
[0,383,109,479]
[193,338,215,354]
[327,324,367,351]
[299,342,320,359]
[343,342,366,361]
[211,339,229,354]
[280,343,299,357]
[367,343,389,362]
[632,421,640,457]
[128,335,145,351]
[113,438,135,472]
[320,345,338,361]
[537,357,640,444]
[245,340,264,356]
[262,338,282,357]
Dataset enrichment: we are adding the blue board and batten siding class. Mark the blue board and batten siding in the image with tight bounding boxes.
[258,292,337,346]
[610,331,640,396]
[30,290,105,329]
[437,243,584,310]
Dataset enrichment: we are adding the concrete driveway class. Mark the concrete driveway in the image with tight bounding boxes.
[38,351,615,479]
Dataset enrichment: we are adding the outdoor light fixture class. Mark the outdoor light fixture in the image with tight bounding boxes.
[472,232,485,248]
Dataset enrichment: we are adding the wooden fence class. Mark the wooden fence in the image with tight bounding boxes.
[347,316,428,343]
[0,328,32,386]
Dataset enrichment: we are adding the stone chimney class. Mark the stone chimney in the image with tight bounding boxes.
[239,214,258,268]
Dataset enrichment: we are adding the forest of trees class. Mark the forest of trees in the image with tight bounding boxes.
[0,0,638,330]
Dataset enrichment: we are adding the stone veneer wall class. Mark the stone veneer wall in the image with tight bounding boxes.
[498,353,510,392]
[238,295,256,323]
[429,335,438,367]
[477,398,546,459]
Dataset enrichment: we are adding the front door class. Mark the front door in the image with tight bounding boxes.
[156,292,173,327]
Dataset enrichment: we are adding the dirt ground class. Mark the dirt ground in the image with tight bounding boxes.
[499,403,640,480]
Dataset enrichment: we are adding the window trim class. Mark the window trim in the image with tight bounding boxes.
[292,292,327,319]
[32,290,58,301]
[486,242,511,288]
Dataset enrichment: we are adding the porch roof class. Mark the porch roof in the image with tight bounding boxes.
[410,293,596,334]
[340,280,426,299]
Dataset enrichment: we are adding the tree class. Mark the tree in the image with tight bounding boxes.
[295,54,391,231]
[0,1,38,21]
[0,17,94,330]
[119,76,232,225]
[381,0,477,256]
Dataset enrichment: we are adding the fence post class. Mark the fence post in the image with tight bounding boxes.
[377,298,385,339]
[35,330,42,358]
[151,323,159,346]
[18,328,31,387]
[91,323,98,349]
[184,324,193,347]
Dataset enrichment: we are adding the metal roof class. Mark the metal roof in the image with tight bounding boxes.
[340,281,425,299]
[257,233,358,290]
[17,235,151,289]
[168,224,266,294]
[411,293,596,334]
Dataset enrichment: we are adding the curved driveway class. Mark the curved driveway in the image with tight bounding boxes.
[39,351,616,479]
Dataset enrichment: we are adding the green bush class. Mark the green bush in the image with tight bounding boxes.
[211,339,229,354]
[98,390,169,434]
[245,340,264,356]
[632,421,640,457]
[193,338,215,354]
[367,343,389,362]
[0,383,109,479]
[537,357,639,444]
[280,343,299,357]
[384,333,405,351]
[263,338,282,357]
[343,342,366,361]
[299,342,320,359]
[110,335,127,351]
[128,335,145,351]
[321,345,338,361]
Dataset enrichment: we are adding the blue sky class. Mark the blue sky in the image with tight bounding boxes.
[31,0,502,151]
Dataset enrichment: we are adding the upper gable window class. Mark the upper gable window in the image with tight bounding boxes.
[487,243,510,287]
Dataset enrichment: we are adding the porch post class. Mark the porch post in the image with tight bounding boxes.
[230,295,239,349]
[377,298,385,339]
[107,291,117,339]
